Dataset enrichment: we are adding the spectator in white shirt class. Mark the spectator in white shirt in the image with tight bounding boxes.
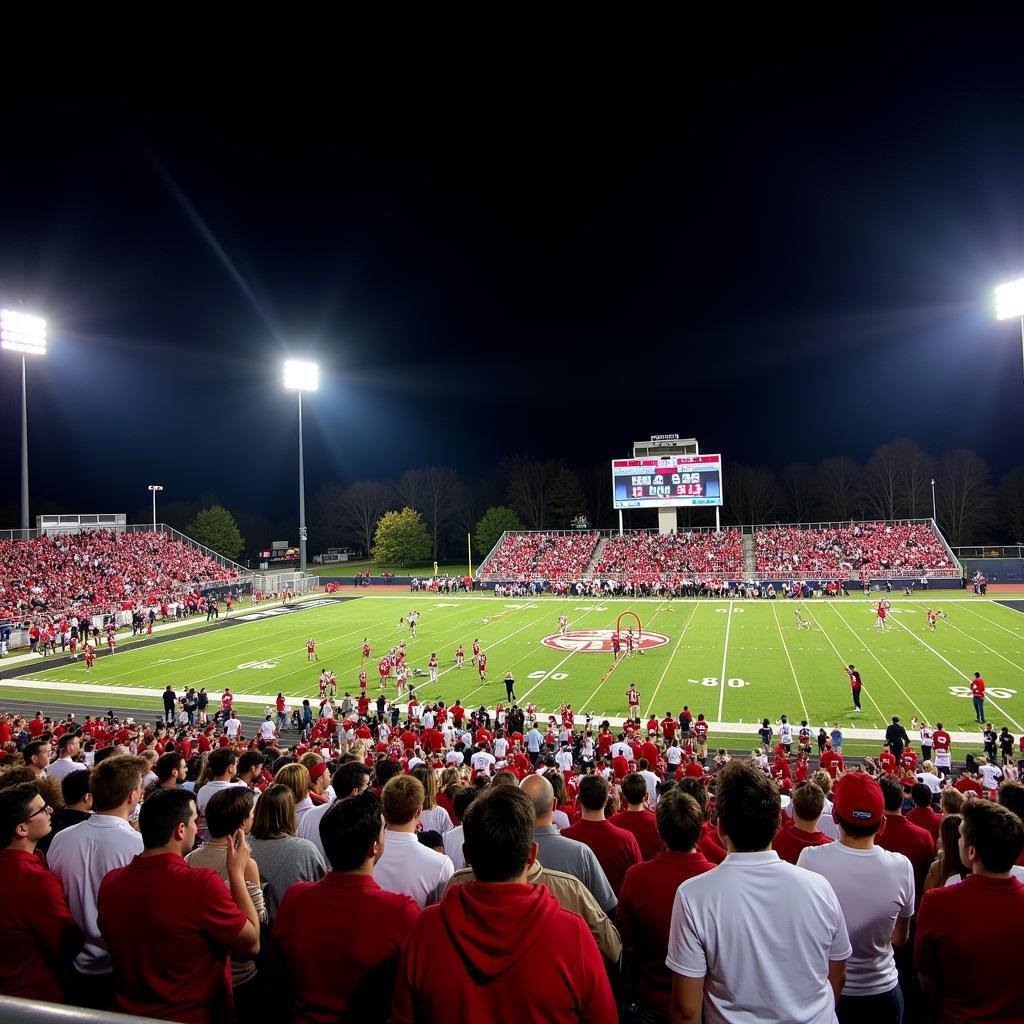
[46,754,147,1010]
[259,716,277,743]
[638,758,660,806]
[470,746,496,776]
[276,763,316,831]
[666,760,851,1024]
[195,749,240,844]
[298,761,371,855]
[374,775,454,907]
[442,787,479,871]
[48,733,89,783]
[224,711,242,740]
[555,745,574,773]
[978,757,1004,792]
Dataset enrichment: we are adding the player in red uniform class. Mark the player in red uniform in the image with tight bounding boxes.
[319,671,328,700]
[926,608,938,631]
[326,670,336,698]
[874,601,888,631]
[84,643,95,670]
[626,685,640,718]
[69,634,79,660]
[472,638,481,664]
[107,632,116,656]
[306,638,318,661]
[362,638,371,660]
[477,652,487,681]
[625,630,636,657]
[455,644,464,669]
[428,652,439,683]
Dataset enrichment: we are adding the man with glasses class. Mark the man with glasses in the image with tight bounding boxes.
[0,783,83,1001]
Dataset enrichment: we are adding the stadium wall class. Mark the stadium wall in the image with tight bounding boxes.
[961,557,1024,583]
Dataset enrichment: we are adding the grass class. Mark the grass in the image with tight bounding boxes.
[6,593,1024,757]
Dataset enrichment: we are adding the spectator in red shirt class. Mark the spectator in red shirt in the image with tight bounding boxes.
[608,773,667,861]
[915,799,1024,1023]
[562,774,642,897]
[675,777,726,866]
[772,782,833,864]
[0,783,84,1001]
[274,790,419,1024]
[875,776,935,905]
[97,788,260,1024]
[390,785,616,1024]
[906,783,941,843]
[820,742,844,779]
[616,787,714,1023]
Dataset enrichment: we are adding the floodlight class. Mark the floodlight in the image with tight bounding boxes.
[1,308,47,355]
[283,359,319,391]
[995,277,1024,321]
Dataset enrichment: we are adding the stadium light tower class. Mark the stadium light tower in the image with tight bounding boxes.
[148,484,164,531]
[283,360,319,573]
[1,309,48,533]
[930,478,936,522]
[995,276,1024,382]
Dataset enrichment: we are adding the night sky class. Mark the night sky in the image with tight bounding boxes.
[3,22,1024,531]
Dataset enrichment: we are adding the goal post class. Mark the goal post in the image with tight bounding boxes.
[616,611,642,640]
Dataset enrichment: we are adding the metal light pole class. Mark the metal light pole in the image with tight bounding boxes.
[148,485,164,530]
[283,360,319,574]
[995,276,1024,384]
[1,309,47,533]
[930,478,936,522]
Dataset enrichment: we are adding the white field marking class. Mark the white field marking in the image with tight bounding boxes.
[643,602,702,718]
[798,602,888,721]
[770,602,809,721]
[716,604,733,722]
[958,602,1024,639]
[930,616,1024,676]
[822,602,927,721]
[887,614,1024,733]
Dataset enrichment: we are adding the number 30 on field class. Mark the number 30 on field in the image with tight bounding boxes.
[689,677,750,688]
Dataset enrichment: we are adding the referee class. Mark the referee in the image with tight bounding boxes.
[504,670,517,701]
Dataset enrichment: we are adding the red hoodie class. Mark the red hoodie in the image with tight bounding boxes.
[391,882,616,1024]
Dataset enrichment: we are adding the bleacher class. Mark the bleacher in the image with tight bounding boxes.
[478,531,599,580]
[594,529,744,580]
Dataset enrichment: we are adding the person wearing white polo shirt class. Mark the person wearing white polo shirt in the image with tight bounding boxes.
[798,772,914,1023]
[48,733,89,783]
[298,761,370,855]
[666,760,850,1024]
[374,774,454,908]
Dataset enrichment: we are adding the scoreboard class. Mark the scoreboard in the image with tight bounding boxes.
[612,454,723,509]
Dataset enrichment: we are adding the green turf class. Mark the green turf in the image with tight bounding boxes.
[5,595,1024,749]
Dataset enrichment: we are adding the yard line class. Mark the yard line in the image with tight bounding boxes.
[821,603,927,721]
[770,602,809,721]
[958,602,1024,640]
[929,616,1024,676]
[716,604,733,723]
[643,603,701,719]
[888,614,1024,733]
[798,602,888,723]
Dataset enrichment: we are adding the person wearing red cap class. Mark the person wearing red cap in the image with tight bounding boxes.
[798,772,914,1023]
[915,799,1024,1023]
[390,785,616,1024]
[274,791,419,1024]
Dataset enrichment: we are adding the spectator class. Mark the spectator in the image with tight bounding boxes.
[562,774,642,897]
[442,786,479,872]
[922,814,967,892]
[375,774,454,908]
[915,799,1024,1022]
[390,785,617,1024]
[411,763,455,835]
[519,773,617,912]
[799,772,914,1023]
[246,783,326,920]
[609,772,667,860]
[22,739,51,779]
[0,782,83,1001]
[97,788,260,1023]
[47,732,87,783]
[186,787,268,1017]
[46,754,147,1010]
[616,788,715,1024]
[905,783,941,842]
[37,768,93,856]
[274,762,314,829]
[666,760,851,1024]
[772,782,832,864]
[874,775,935,903]
[297,760,371,855]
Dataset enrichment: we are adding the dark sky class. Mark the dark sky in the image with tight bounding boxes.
[2,21,1024,530]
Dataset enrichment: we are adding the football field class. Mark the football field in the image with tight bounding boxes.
[4,593,1024,753]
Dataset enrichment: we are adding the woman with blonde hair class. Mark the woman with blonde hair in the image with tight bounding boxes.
[274,762,313,829]
[247,783,325,919]
[410,764,453,835]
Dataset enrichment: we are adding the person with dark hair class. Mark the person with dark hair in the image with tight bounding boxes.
[442,786,479,871]
[22,738,52,778]
[616,789,713,1024]
[48,732,87,783]
[98,788,260,1024]
[152,751,186,792]
[799,773,914,1023]
[906,782,941,842]
[297,760,372,855]
[37,769,93,856]
[0,782,83,1000]
[273,790,418,1023]
[915,799,1024,1022]
[666,761,850,1024]
[874,775,934,902]
[609,772,666,861]
[236,750,265,790]
[47,754,147,1010]
[391,786,617,1024]
[562,773,641,897]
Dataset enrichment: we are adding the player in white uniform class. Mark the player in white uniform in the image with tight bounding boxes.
[455,644,464,669]
[558,613,569,635]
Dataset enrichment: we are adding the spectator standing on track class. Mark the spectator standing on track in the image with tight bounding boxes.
[970,672,986,724]
[799,773,915,1024]
[884,717,910,761]
[666,761,850,1024]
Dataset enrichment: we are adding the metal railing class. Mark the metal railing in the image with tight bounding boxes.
[953,545,1024,559]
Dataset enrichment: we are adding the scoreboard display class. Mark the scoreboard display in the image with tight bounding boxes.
[612,454,723,509]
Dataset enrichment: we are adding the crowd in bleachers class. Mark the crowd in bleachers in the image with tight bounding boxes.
[594,529,743,581]
[754,521,956,578]
[0,530,236,621]
[1,687,1022,1023]
[481,531,599,580]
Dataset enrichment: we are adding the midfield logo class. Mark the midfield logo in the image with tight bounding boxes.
[540,629,671,653]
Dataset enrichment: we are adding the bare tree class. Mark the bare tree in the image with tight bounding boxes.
[817,456,861,521]
[582,465,614,529]
[999,467,1024,543]
[724,465,783,525]
[338,480,395,558]
[936,449,996,545]
[890,438,934,520]
[399,467,460,560]
[782,463,819,522]
[504,457,561,529]
[861,443,903,520]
